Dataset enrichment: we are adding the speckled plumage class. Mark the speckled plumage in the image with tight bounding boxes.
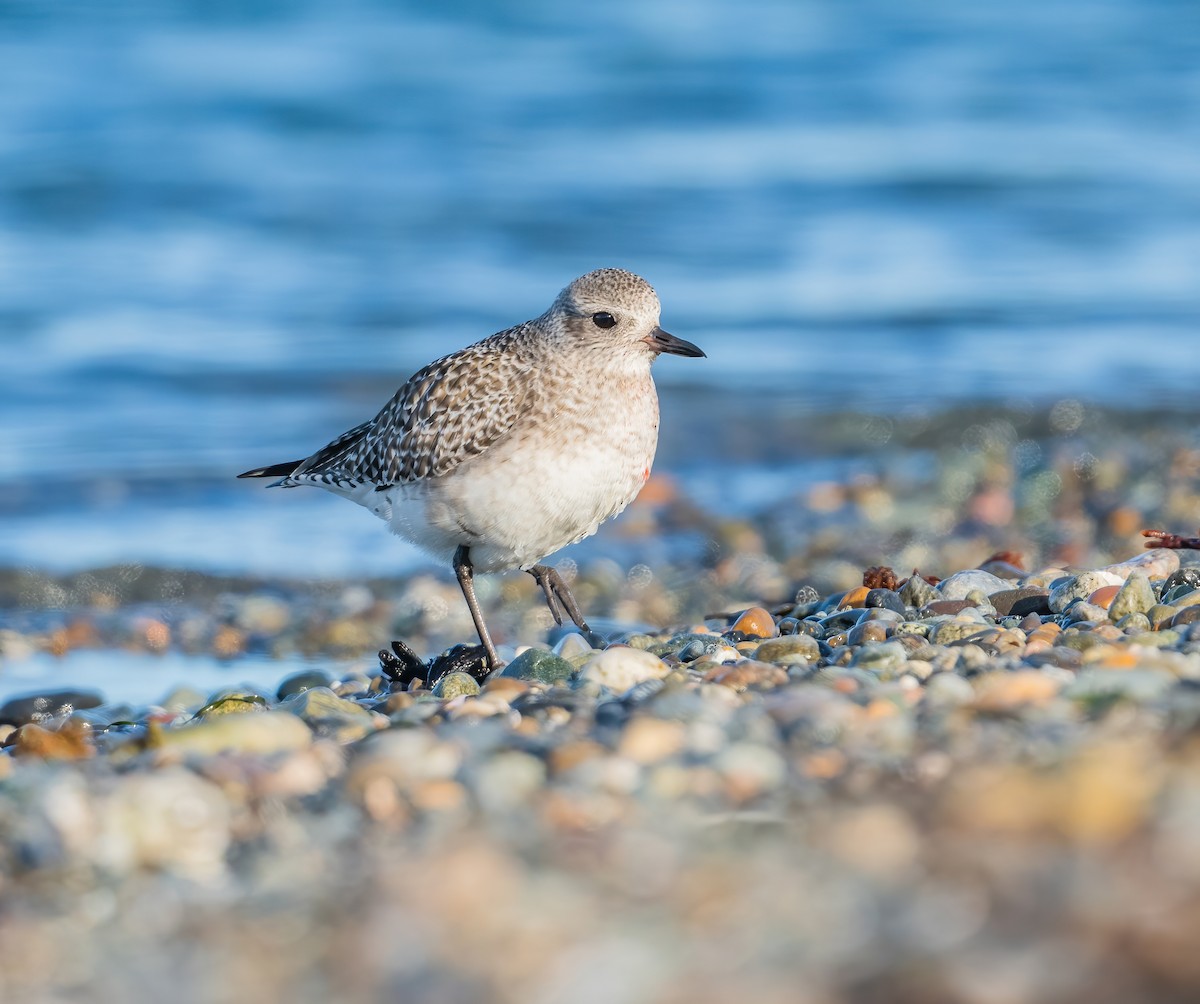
[240,268,704,664]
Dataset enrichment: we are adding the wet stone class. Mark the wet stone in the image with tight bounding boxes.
[1162,567,1200,599]
[1148,604,1179,630]
[276,669,334,701]
[864,589,906,615]
[730,606,778,639]
[1170,606,1200,629]
[754,635,821,666]
[500,648,575,685]
[847,621,888,646]
[194,693,269,719]
[862,607,903,624]
[0,690,104,727]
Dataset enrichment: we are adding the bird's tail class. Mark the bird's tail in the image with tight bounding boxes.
[237,460,303,483]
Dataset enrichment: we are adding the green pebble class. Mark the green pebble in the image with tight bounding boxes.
[1127,630,1181,649]
[194,693,268,719]
[1148,604,1179,629]
[1115,612,1152,633]
[500,648,575,685]
[929,621,988,645]
[432,672,481,699]
[278,686,376,743]
[1108,573,1155,622]
[851,641,908,677]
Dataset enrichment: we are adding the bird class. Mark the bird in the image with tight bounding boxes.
[238,268,705,670]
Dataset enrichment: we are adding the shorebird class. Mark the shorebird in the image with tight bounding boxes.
[238,268,704,670]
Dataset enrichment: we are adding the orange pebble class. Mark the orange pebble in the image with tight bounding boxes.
[731,606,778,638]
[1087,585,1120,610]
[840,586,871,609]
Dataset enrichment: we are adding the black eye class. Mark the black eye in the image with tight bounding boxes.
[591,311,616,329]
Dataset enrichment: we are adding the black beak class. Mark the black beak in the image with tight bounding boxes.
[645,326,705,358]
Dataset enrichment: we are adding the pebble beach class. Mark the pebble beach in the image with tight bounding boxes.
[6,0,1200,1000]
[4,407,1200,1003]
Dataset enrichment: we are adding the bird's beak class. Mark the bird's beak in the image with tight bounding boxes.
[644,326,706,358]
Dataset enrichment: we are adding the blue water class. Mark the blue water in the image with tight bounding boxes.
[2,0,1199,575]
[0,649,344,707]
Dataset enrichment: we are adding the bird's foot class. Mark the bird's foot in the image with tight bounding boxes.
[378,639,496,690]
[429,643,494,684]
[528,564,591,632]
[378,639,427,687]
[1142,529,1200,551]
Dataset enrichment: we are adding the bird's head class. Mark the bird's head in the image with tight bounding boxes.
[546,268,705,365]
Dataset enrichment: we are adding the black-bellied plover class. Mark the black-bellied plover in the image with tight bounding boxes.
[238,268,704,669]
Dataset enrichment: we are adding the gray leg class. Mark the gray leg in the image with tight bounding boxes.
[528,564,591,632]
[454,545,501,670]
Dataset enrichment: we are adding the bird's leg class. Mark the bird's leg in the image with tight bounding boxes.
[530,568,566,626]
[454,545,501,670]
[528,564,591,633]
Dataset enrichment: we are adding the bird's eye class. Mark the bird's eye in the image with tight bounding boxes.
[591,311,617,329]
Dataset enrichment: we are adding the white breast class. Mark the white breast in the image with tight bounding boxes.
[375,372,660,572]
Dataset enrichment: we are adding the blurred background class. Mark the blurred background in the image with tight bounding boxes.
[1,0,1199,579]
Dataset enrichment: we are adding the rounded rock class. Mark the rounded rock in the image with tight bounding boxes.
[730,606,778,638]
[432,672,482,700]
[937,570,1010,601]
[1108,573,1156,622]
[579,647,670,693]
[754,634,821,666]
[500,648,575,685]
[1048,570,1124,614]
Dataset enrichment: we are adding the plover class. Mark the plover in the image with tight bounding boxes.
[239,268,704,669]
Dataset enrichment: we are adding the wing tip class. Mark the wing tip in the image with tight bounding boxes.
[237,460,303,480]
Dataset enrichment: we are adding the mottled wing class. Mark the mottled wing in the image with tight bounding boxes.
[283,420,373,487]
[292,328,531,488]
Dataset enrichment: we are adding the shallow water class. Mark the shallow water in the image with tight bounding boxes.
[2,0,1199,575]
[0,649,352,707]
